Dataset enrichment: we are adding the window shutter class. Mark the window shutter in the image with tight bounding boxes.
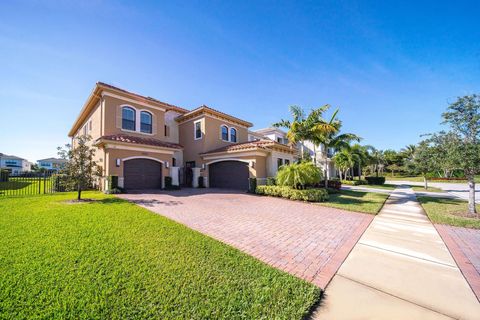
[116,105,122,129]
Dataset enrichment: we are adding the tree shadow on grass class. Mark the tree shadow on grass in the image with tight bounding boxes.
[0,181,32,191]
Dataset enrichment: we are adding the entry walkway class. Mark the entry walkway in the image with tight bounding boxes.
[314,186,480,319]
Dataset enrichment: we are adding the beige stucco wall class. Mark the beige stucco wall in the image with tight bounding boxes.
[178,114,249,167]
[102,95,166,140]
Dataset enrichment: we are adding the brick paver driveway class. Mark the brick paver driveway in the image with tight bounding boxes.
[119,188,373,288]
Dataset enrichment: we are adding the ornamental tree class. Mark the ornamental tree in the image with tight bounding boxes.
[57,135,102,200]
[442,94,480,216]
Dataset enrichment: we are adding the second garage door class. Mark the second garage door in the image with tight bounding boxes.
[124,158,162,190]
[209,160,249,190]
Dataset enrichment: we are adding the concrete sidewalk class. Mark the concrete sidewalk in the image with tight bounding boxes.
[314,186,480,319]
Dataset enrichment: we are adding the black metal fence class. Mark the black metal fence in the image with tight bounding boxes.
[0,172,68,197]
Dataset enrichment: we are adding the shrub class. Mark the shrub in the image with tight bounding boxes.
[365,176,386,185]
[108,175,119,189]
[266,177,276,186]
[105,187,123,194]
[198,176,205,188]
[255,185,328,202]
[276,162,322,189]
[341,179,368,186]
[327,180,342,190]
[52,174,71,192]
[165,176,173,188]
[248,178,257,193]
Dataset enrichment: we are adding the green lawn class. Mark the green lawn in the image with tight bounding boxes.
[383,175,480,183]
[0,192,320,319]
[417,196,480,229]
[410,185,445,193]
[319,190,389,214]
[356,184,397,190]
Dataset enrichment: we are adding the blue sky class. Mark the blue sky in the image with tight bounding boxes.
[1,0,479,162]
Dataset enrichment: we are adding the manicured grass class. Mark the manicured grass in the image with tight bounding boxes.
[0,192,320,319]
[318,190,389,214]
[417,196,480,229]
[410,185,445,193]
[0,177,53,194]
[356,184,397,190]
[384,175,480,183]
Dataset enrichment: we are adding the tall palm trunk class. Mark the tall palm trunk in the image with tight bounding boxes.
[358,161,362,180]
[324,144,329,188]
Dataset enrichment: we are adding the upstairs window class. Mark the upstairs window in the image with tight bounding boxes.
[230,128,237,142]
[221,125,229,141]
[140,111,152,133]
[122,107,136,131]
[164,125,170,137]
[194,121,202,139]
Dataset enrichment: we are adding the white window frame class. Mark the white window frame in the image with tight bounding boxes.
[229,127,237,143]
[194,120,202,140]
[140,110,153,134]
[120,105,155,136]
[220,124,229,141]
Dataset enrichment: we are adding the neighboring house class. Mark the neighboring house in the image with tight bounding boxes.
[250,127,337,180]
[37,158,67,172]
[0,153,31,175]
[68,82,296,191]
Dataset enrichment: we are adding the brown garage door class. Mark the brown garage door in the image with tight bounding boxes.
[124,159,162,190]
[209,161,249,190]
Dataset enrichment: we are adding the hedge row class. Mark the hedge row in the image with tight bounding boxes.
[341,179,368,186]
[255,185,329,202]
[365,176,386,185]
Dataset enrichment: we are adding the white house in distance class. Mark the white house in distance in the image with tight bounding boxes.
[37,158,67,172]
[0,153,31,175]
[249,128,337,180]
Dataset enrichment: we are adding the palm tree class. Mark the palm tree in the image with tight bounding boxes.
[401,144,416,161]
[273,106,309,159]
[319,126,361,187]
[333,148,360,180]
[350,144,373,180]
[273,105,337,161]
[369,147,385,177]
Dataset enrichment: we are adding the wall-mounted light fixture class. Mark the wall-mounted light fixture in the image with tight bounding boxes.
[249,161,255,168]
[165,161,170,169]
[116,158,121,167]
[201,163,206,170]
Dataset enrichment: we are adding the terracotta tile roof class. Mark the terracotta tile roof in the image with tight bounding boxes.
[97,82,189,114]
[201,139,295,155]
[98,134,183,149]
[176,105,253,127]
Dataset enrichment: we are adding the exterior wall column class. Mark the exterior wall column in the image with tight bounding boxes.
[192,168,201,187]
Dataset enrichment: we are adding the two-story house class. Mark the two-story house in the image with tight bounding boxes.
[0,153,31,175]
[37,158,68,172]
[68,82,296,191]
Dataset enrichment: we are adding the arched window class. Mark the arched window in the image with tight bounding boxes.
[221,125,229,141]
[122,107,136,131]
[230,127,237,142]
[140,111,152,133]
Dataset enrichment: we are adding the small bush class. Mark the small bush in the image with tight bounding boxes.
[327,180,342,189]
[165,176,173,188]
[255,185,328,202]
[108,175,119,190]
[105,187,123,194]
[266,177,276,186]
[341,179,368,186]
[248,178,257,193]
[365,176,386,185]
[276,162,322,189]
